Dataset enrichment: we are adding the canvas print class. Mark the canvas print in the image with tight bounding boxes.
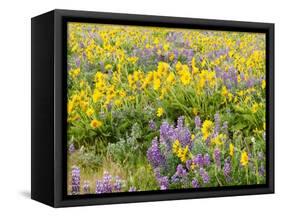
[66,22,266,195]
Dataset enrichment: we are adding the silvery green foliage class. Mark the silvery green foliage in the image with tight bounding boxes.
[107,123,143,164]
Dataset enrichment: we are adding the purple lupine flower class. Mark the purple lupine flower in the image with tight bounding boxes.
[158,176,169,190]
[71,166,80,194]
[199,168,210,184]
[102,171,113,193]
[75,58,81,67]
[95,171,113,194]
[203,153,211,166]
[83,181,90,193]
[147,137,165,168]
[186,159,192,170]
[95,180,104,194]
[154,168,169,190]
[191,178,200,188]
[223,158,232,182]
[114,176,122,192]
[129,186,137,192]
[171,164,188,184]
[214,148,221,168]
[194,154,204,168]
[175,116,191,147]
[194,116,201,129]
[222,121,228,135]
[214,113,220,133]
[176,164,187,177]
[149,120,157,130]
[69,143,75,154]
[177,116,184,129]
[160,121,173,146]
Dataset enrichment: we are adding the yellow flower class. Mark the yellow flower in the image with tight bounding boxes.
[163,43,169,51]
[69,68,80,78]
[167,72,175,83]
[114,99,122,107]
[90,119,102,128]
[157,62,169,74]
[105,64,112,71]
[201,120,214,140]
[153,78,161,90]
[172,139,180,154]
[156,107,164,117]
[229,143,234,157]
[86,108,94,117]
[262,79,266,89]
[179,146,189,163]
[180,71,191,85]
[211,134,225,146]
[240,151,248,166]
[127,56,138,64]
[221,86,229,97]
[251,103,259,113]
[92,90,103,102]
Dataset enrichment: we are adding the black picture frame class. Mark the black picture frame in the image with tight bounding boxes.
[31,9,274,207]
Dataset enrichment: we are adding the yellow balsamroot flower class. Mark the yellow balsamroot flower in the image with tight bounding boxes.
[229,143,234,157]
[86,108,94,117]
[262,79,266,89]
[67,100,74,114]
[105,64,112,71]
[127,56,138,64]
[92,89,103,102]
[175,61,183,72]
[202,120,214,141]
[179,146,189,163]
[251,102,259,113]
[156,107,164,117]
[153,78,161,90]
[90,119,102,129]
[114,99,122,107]
[240,151,249,166]
[69,68,80,79]
[191,57,199,74]
[157,62,169,74]
[166,72,175,84]
[172,139,180,154]
[163,43,169,51]
[221,85,229,97]
[180,71,191,86]
[211,134,226,146]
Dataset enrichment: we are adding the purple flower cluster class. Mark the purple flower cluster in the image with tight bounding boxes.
[149,120,157,130]
[69,143,75,154]
[191,178,200,188]
[147,137,165,168]
[129,186,137,192]
[171,164,188,184]
[114,176,122,192]
[71,166,80,194]
[83,181,90,193]
[194,116,201,129]
[223,158,232,182]
[95,171,123,194]
[154,168,169,190]
[190,153,210,169]
[214,148,221,168]
[159,117,191,150]
[199,168,210,184]
[214,113,220,133]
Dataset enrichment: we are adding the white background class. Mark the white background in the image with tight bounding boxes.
[0,0,279,216]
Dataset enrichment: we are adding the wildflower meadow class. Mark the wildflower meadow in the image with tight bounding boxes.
[67,22,266,195]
